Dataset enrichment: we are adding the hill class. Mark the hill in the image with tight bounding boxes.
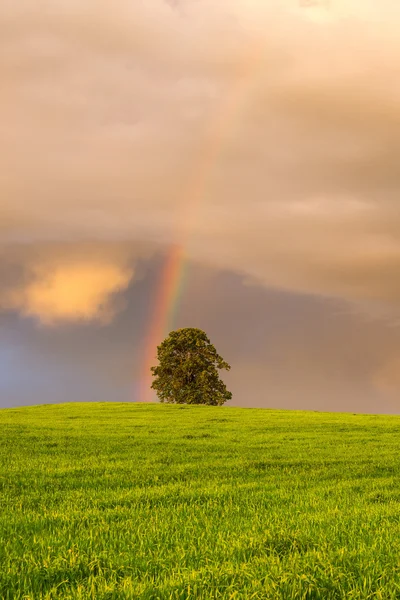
[1,402,400,599]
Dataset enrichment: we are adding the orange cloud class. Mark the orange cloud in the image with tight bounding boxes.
[3,260,133,325]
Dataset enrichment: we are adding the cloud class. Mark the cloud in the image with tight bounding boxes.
[0,244,135,325]
[4,262,132,325]
[2,0,400,318]
[373,357,400,400]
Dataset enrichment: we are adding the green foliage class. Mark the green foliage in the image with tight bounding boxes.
[150,327,232,405]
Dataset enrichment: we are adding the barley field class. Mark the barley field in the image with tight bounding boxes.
[1,402,400,599]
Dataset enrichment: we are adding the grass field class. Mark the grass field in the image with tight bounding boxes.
[1,402,400,599]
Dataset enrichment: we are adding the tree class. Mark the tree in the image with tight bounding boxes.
[150,327,232,405]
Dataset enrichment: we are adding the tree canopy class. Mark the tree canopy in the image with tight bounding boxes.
[150,327,232,405]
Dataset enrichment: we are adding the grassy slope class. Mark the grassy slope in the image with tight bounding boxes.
[1,402,400,599]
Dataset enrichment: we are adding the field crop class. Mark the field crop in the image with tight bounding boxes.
[1,402,400,599]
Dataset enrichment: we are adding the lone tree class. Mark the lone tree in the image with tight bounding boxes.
[150,327,232,405]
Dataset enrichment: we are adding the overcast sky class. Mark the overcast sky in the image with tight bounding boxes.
[2,0,400,413]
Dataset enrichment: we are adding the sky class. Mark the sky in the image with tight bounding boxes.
[2,0,400,413]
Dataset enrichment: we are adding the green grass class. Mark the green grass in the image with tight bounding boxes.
[1,402,400,599]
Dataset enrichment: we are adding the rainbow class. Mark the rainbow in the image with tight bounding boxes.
[140,40,263,403]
